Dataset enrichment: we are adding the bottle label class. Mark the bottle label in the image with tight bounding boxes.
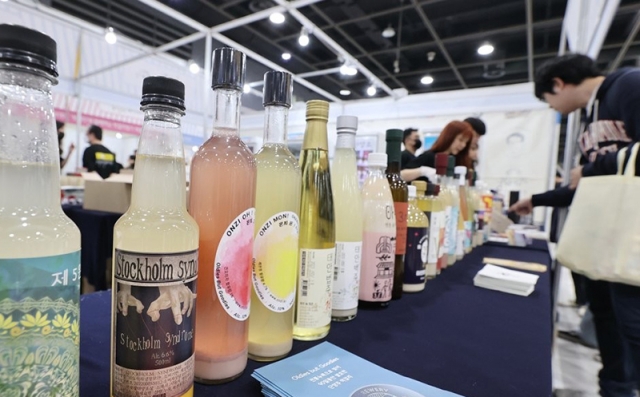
[296,248,335,328]
[332,241,363,310]
[404,227,428,285]
[359,231,395,302]
[393,202,408,255]
[215,208,255,321]
[427,211,443,264]
[441,206,452,256]
[112,249,198,397]
[456,230,465,256]
[0,252,80,396]
[464,221,473,250]
[253,211,299,313]
[447,207,460,257]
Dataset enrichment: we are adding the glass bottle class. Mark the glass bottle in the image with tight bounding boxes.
[111,77,198,397]
[189,48,256,383]
[434,154,451,272]
[424,183,444,279]
[403,185,429,292]
[0,24,81,396]
[446,157,460,266]
[454,166,468,261]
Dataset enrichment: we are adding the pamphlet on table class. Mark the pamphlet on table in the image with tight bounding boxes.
[473,264,540,296]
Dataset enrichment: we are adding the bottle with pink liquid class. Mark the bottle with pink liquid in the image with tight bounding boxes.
[189,47,256,384]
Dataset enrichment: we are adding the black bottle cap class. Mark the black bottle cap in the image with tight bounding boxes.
[0,24,58,77]
[140,76,185,111]
[263,71,292,108]
[385,129,403,142]
[211,47,245,91]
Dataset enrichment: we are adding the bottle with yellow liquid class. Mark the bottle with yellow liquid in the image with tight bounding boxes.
[434,156,453,275]
[403,185,429,292]
[445,157,460,266]
[331,115,363,322]
[454,166,468,261]
[248,71,301,361]
[111,77,199,397]
[294,100,335,341]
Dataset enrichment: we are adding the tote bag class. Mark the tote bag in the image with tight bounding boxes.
[556,143,640,286]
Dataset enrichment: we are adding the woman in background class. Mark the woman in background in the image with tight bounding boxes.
[57,121,75,170]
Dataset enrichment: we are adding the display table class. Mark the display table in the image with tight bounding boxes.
[62,205,122,291]
[80,243,552,397]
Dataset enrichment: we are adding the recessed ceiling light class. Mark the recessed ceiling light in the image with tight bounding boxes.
[420,75,434,85]
[477,43,494,56]
[281,52,291,60]
[243,84,252,94]
[340,89,351,96]
[269,12,285,24]
[382,24,396,38]
[339,63,358,76]
[298,27,310,47]
[188,60,200,74]
[192,146,199,153]
[367,85,377,97]
[104,27,117,45]
[115,133,123,139]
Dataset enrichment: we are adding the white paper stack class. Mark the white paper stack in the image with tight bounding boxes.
[473,264,540,296]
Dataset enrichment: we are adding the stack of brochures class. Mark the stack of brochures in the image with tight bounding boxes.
[252,342,462,397]
[473,264,540,296]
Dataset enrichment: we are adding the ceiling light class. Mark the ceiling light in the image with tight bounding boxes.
[188,60,200,74]
[104,27,117,45]
[115,133,123,139]
[269,12,286,24]
[298,27,310,47]
[340,89,351,96]
[420,75,434,85]
[339,63,358,76]
[243,84,252,94]
[192,146,199,153]
[382,24,396,38]
[477,43,494,56]
[367,85,377,97]
[281,52,291,61]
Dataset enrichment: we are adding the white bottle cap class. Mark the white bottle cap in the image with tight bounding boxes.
[408,185,417,199]
[367,152,387,168]
[337,115,358,133]
[454,165,467,186]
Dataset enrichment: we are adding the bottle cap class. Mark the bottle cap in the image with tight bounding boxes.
[408,185,417,199]
[454,165,467,177]
[412,180,427,193]
[446,155,455,177]
[385,129,403,142]
[306,100,329,120]
[141,76,185,111]
[368,152,388,168]
[0,24,58,77]
[427,182,438,196]
[263,71,292,108]
[337,115,358,133]
[435,153,448,175]
[211,47,245,91]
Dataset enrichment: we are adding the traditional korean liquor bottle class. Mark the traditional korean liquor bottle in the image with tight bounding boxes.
[189,48,257,383]
[330,115,363,322]
[111,77,198,397]
[248,71,301,361]
[403,185,429,292]
[359,153,396,308]
[434,153,452,272]
[0,24,81,396]
[455,166,471,257]
[294,100,335,341]
[445,157,460,266]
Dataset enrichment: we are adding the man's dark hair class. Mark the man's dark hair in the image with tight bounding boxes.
[403,128,418,143]
[463,117,486,136]
[88,124,103,140]
[56,120,64,131]
[534,54,602,100]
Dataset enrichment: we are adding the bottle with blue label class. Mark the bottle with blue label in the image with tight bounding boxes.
[0,25,81,396]
[403,186,429,292]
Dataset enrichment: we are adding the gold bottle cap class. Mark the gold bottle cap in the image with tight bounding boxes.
[412,180,427,193]
[306,100,329,120]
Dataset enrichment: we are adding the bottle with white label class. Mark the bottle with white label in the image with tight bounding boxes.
[423,182,444,279]
[248,71,301,361]
[403,186,429,292]
[189,48,256,383]
[445,157,460,266]
[359,153,396,308]
[294,100,335,341]
[111,77,199,397]
[0,25,81,396]
[434,153,452,272]
[330,115,363,322]
[455,166,471,257]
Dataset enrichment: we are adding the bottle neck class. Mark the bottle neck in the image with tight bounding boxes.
[263,105,289,144]
[335,131,356,149]
[212,88,241,136]
[368,166,386,178]
[138,106,185,157]
[386,140,401,164]
[386,161,401,174]
[302,118,329,150]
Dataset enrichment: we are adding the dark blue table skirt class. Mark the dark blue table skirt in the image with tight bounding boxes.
[63,205,122,290]
[80,244,552,397]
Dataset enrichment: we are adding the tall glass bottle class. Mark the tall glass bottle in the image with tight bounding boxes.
[385,129,408,300]
[434,155,452,274]
[248,71,300,361]
[111,77,198,397]
[294,100,335,341]
[403,185,429,292]
[360,153,396,308]
[189,48,256,383]
[446,157,460,266]
[455,166,471,255]
[0,25,81,396]
[424,183,444,279]
[331,115,363,322]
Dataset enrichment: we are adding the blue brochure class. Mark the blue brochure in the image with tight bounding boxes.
[252,342,463,397]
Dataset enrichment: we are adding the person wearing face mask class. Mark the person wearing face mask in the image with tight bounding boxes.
[57,120,75,170]
[401,128,422,169]
[401,120,474,182]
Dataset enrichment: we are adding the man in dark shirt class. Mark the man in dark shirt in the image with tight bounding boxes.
[82,124,118,179]
[401,128,420,169]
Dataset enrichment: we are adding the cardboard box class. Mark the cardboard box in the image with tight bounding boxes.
[82,172,133,213]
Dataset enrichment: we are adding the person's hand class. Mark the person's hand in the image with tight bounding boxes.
[509,197,533,215]
[116,283,144,316]
[147,284,196,325]
[420,166,437,182]
[570,166,583,189]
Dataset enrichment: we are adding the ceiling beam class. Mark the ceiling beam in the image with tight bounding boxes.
[608,11,640,72]
[525,0,534,82]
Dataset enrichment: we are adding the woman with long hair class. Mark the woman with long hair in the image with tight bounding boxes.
[401,120,473,182]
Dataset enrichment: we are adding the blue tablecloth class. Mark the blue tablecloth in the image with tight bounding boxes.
[63,205,121,290]
[80,243,552,397]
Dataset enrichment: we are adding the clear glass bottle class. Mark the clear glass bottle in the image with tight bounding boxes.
[403,185,429,292]
[294,100,335,341]
[446,157,460,266]
[111,77,198,397]
[189,48,256,383]
[248,71,301,361]
[424,183,444,279]
[0,25,81,396]
[434,154,451,271]
[331,115,363,322]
